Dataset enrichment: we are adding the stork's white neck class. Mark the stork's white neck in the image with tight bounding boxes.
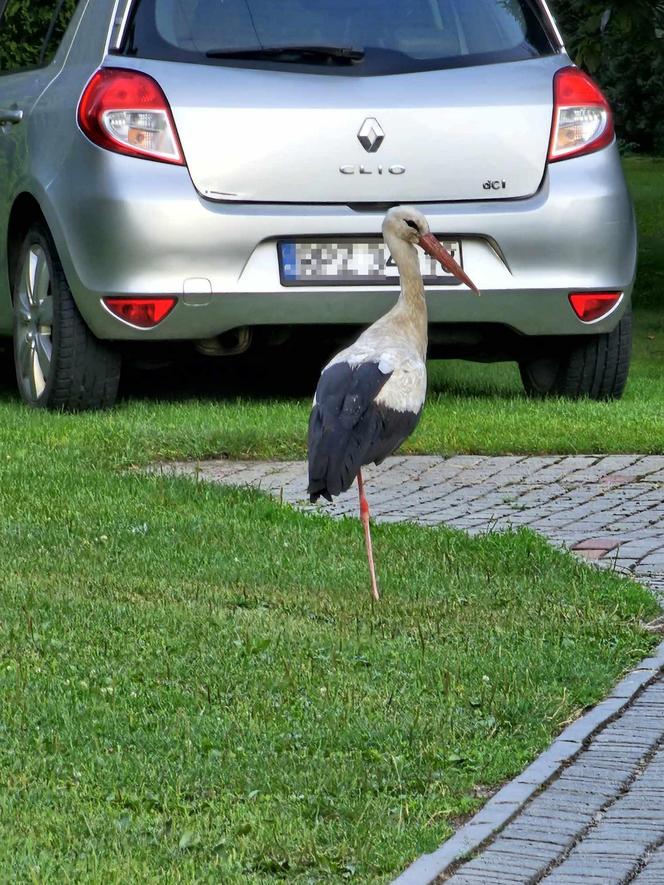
[383,230,428,360]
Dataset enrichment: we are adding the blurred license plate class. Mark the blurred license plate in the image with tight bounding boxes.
[278,239,462,286]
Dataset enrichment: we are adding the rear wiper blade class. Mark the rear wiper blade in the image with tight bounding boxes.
[206,45,365,62]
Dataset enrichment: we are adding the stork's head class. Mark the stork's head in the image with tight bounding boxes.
[383,206,480,294]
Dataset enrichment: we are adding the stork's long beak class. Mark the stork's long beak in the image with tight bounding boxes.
[418,233,480,295]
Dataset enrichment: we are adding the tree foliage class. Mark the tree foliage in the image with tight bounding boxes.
[0,0,77,74]
[549,0,664,153]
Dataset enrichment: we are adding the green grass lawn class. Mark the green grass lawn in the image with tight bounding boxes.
[0,157,662,883]
[0,416,659,882]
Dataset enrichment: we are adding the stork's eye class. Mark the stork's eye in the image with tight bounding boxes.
[405,219,419,232]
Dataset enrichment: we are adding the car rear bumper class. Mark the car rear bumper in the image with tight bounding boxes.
[46,138,636,341]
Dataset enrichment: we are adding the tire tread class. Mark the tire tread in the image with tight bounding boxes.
[520,311,632,401]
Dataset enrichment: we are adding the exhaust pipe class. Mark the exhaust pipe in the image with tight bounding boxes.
[196,327,252,357]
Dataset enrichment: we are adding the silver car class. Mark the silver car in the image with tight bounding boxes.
[0,0,636,410]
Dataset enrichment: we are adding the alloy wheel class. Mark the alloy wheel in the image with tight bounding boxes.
[14,245,54,403]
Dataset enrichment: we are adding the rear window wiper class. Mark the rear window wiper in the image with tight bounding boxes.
[205,45,365,63]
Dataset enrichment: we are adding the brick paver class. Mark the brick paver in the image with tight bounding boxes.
[164,453,664,883]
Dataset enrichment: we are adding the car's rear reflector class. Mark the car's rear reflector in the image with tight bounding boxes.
[549,67,614,162]
[103,297,178,327]
[569,292,623,322]
[78,68,185,165]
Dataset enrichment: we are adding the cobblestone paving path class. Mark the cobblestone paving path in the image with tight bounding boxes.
[165,453,664,884]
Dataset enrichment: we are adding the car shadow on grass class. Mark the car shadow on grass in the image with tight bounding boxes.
[118,346,530,405]
[0,337,528,407]
[117,343,327,403]
[0,342,14,396]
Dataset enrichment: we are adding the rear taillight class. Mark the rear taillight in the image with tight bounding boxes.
[569,292,623,322]
[103,297,178,328]
[78,68,184,165]
[549,67,614,163]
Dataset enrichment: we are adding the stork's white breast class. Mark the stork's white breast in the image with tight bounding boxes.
[375,354,427,414]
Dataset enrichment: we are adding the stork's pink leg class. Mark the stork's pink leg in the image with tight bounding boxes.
[358,470,380,602]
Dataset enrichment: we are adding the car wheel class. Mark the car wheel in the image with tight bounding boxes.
[12,224,121,411]
[519,310,632,401]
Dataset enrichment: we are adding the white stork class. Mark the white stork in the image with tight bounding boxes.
[307,206,480,601]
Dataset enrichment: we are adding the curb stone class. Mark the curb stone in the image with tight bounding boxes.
[390,643,664,885]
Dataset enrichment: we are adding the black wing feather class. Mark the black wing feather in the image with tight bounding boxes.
[308,360,415,503]
[364,405,422,466]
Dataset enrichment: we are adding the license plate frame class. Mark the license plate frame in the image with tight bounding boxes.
[277,238,463,287]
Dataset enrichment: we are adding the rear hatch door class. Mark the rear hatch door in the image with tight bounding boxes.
[128,56,564,203]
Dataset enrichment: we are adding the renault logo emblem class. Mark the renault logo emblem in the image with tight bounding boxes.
[358,118,385,153]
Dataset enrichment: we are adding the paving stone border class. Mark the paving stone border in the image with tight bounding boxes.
[393,644,664,885]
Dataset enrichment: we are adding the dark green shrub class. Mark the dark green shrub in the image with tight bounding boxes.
[0,0,78,73]
[549,1,664,153]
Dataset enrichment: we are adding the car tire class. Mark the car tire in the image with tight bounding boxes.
[12,223,121,411]
[519,310,632,401]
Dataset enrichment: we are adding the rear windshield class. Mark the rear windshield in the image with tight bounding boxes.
[120,0,556,76]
